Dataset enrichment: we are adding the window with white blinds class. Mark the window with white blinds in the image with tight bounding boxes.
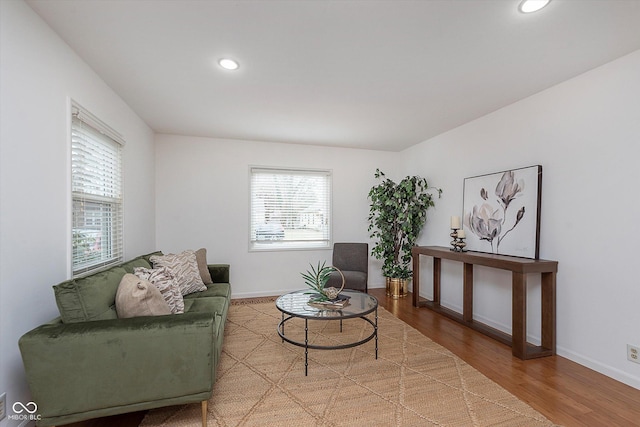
[250,167,331,251]
[71,103,124,276]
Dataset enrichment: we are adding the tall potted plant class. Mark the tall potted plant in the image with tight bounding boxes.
[368,169,441,298]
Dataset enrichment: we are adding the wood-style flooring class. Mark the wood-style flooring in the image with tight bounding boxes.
[63,289,640,427]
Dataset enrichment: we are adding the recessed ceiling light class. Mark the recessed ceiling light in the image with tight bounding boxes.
[218,58,239,70]
[518,0,551,13]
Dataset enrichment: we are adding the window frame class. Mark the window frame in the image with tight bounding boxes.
[70,101,125,277]
[249,166,332,252]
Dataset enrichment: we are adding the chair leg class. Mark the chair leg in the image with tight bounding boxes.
[202,400,208,427]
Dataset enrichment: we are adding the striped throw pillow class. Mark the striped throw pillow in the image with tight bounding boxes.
[150,250,207,295]
[134,266,185,314]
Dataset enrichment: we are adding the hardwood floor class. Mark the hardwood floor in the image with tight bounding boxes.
[372,289,640,427]
[64,289,640,427]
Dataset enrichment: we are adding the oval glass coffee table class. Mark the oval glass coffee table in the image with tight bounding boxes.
[275,289,378,376]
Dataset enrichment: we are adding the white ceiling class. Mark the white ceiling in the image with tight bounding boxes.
[27,0,640,152]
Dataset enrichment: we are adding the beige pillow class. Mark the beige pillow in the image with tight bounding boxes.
[134,266,185,314]
[195,248,213,285]
[116,274,171,318]
[150,250,206,295]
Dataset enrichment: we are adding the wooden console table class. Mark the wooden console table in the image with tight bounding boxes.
[411,246,558,360]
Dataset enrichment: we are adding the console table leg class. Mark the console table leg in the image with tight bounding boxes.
[413,252,421,307]
[463,263,473,323]
[541,272,556,354]
[512,272,527,359]
[433,257,441,305]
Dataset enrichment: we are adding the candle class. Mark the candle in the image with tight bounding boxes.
[457,229,465,238]
[450,216,461,229]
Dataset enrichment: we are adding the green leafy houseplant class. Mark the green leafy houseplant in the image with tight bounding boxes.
[368,169,442,279]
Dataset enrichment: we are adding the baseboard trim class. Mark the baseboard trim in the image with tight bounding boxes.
[556,346,640,390]
[231,284,386,301]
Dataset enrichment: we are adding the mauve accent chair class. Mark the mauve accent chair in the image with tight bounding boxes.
[327,243,368,292]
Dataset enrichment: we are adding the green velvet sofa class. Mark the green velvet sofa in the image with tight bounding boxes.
[18,252,231,427]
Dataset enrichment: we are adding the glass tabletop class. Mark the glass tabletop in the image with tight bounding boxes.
[275,290,378,319]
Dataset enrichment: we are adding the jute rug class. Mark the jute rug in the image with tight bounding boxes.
[141,298,557,427]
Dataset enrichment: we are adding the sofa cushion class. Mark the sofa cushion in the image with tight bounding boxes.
[53,267,127,323]
[134,266,184,314]
[183,296,229,320]
[183,283,231,300]
[150,251,206,295]
[116,274,171,318]
[195,248,213,285]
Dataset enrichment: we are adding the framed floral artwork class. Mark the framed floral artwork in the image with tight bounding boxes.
[462,165,542,259]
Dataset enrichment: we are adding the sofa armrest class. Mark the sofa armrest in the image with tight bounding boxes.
[208,263,230,283]
[19,312,216,422]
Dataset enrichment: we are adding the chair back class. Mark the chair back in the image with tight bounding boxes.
[332,243,368,273]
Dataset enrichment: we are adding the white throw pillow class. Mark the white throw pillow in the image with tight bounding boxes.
[116,273,171,318]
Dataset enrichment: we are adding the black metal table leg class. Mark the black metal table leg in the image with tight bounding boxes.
[375,308,378,359]
[304,318,309,376]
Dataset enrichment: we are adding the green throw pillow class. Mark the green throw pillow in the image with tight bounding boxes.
[53,267,127,323]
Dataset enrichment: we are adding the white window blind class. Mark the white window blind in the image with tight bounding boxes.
[71,103,124,276]
[250,167,331,250]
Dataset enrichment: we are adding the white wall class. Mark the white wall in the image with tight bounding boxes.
[0,1,156,425]
[155,134,399,297]
[402,50,640,389]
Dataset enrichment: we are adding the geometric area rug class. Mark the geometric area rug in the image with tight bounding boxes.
[141,299,558,427]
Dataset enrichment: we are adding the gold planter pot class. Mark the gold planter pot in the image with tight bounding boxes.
[386,277,409,299]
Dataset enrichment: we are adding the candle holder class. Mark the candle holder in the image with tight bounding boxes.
[450,228,459,251]
[450,228,467,252]
[454,236,467,252]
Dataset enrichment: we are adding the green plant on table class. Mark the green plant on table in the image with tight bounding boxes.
[301,261,336,302]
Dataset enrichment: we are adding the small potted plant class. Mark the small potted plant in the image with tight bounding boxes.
[368,169,441,298]
[301,261,344,302]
